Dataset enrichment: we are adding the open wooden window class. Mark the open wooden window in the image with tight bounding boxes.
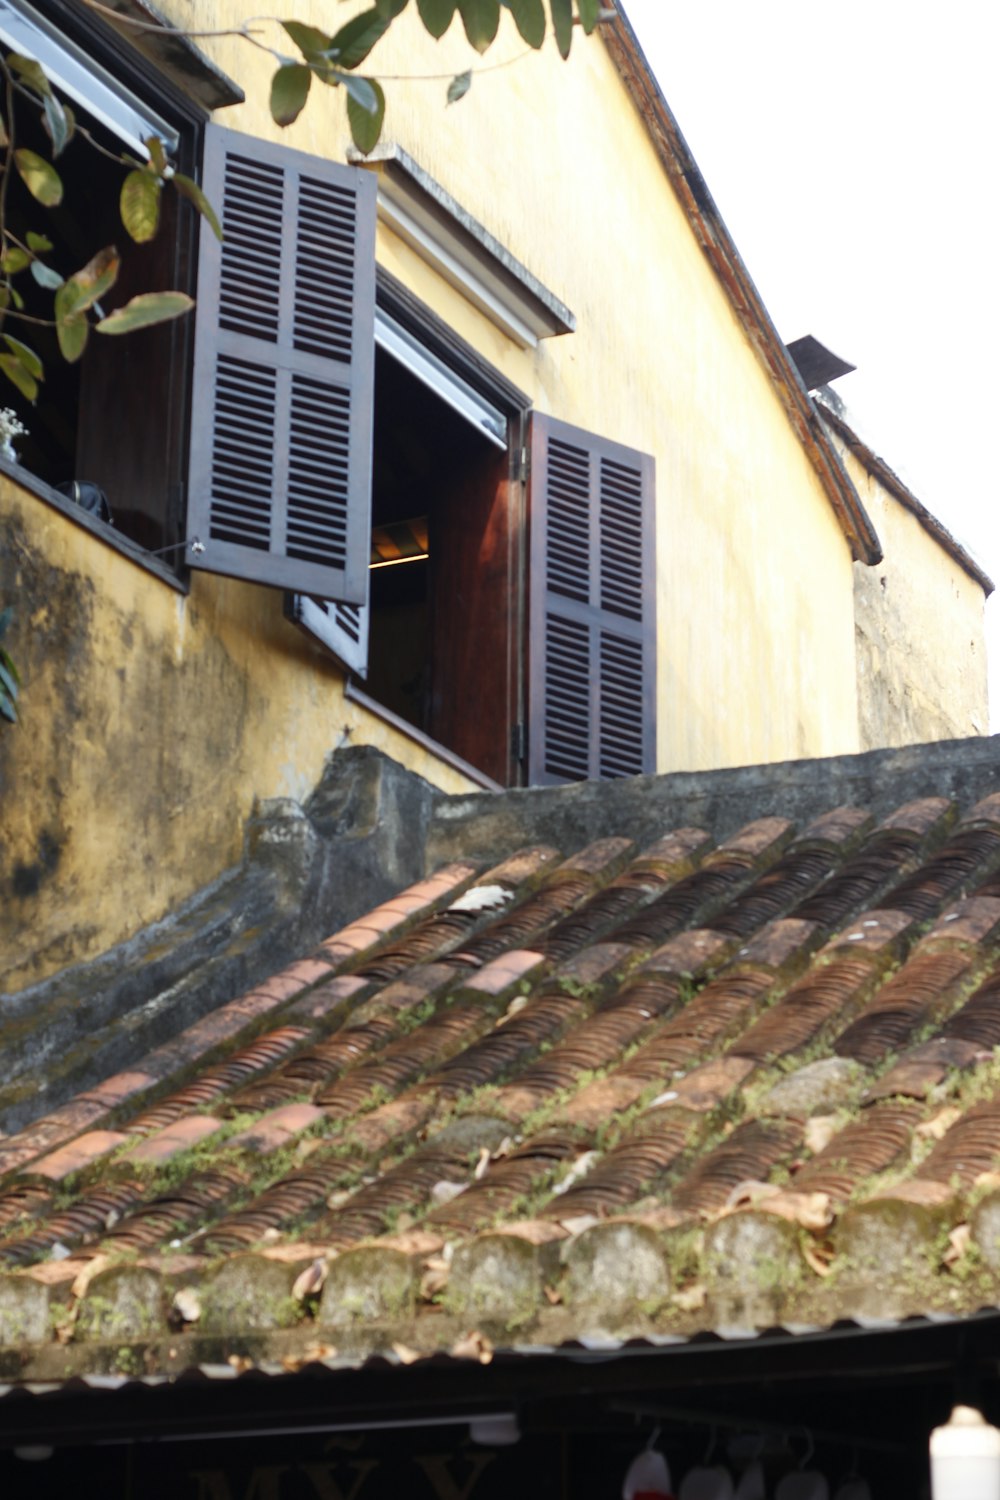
[527,414,656,784]
[187,124,377,603]
[288,281,524,787]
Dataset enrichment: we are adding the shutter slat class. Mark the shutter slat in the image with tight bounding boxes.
[189,123,376,603]
[528,414,655,785]
[285,593,369,679]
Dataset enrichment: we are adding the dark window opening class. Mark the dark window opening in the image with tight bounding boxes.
[365,343,516,783]
[0,9,198,559]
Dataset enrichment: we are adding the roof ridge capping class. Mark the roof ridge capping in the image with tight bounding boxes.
[603,5,881,565]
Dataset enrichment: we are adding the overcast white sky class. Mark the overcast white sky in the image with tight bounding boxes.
[623,0,1000,720]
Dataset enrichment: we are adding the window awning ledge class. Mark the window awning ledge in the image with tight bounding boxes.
[90,0,245,113]
[352,144,576,349]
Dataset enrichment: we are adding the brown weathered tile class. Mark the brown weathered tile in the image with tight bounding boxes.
[76,1070,158,1110]
[226,1104,324,1153]
[880,797,955,837]
[798,805,872,847]
[864,1037,986,1100]
[557,837,635,876]
[642,929,733,976]
[715,817,794,860]
[632,827,714,872]
[317,861,480,964]
[343,1095,438,1155]
[731,917,819,974]
[819,908,914,957]
[666,1056,756,1113]
[965,793,1000,830]
[557,1075,649,1132]
[123,1115,222,1166]
[920,896,1000,950]
[283,973,369,1024]
[26,1130,130,1183]
[460,949,546,998]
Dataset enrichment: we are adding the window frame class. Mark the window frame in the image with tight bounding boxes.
[0,0,208,579]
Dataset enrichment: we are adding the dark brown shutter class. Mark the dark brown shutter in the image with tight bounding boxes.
[188,124,376,602]
[527,414,655,784]
[284,594,369,678]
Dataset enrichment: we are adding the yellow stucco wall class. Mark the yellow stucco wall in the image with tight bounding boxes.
[0,481,478,993]
[194,4,861,772]
[1,5,865,990]
[829,440,989,747]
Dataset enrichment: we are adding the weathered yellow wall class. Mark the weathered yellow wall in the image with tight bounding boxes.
[195,4,861,772]
[0,482,477,993]
[2,4,865,990]
[828,441,989,748]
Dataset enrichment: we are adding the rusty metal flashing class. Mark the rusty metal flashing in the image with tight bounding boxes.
[816,399,995,597]
[604,7,882,566]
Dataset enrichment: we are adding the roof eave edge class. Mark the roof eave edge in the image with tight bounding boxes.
[602,6,881,566]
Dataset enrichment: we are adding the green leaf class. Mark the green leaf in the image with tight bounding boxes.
[575,0,602,31]
[7,54,51,96]
[0,691,17,724]
[9,285,23,311]
[4,336,43,379]
[172,173,223,242]
[0,660,18,701]
[14,149,63,207]
[458,0,500,51]
[281,21,331,59]
[30,259,63,290]
[145,135,168,174]
[55,313,88,363]
[0,610,12,642]
[26,231,53,253]
[60,246,120,316]
[0,350,38,397]
[95,290,194,335]
[551,0,573,56]
[120,168,161,243]
[346,77,385,154]
[416,0,457,36]
[447,70,472,104]
[327,8,392,68]
[41,92,70,157]
[270,63,312,126]
[335,72,379,114]
[0,116,8,148]
[0,247,29,274]
[374,0,410,15]
[500,0,545,46]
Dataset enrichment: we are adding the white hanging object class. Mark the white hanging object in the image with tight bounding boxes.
[679,1463,735,1500]
[930,1405,1000,1500]
[734,1458,767,1500]
[623,1447,676,1500]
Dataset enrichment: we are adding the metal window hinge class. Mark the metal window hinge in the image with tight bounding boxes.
[517,446,530,485]
[510,721,527,762]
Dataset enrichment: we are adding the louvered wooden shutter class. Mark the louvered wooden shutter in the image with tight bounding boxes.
[188,124,376,602]
[527,415,655,784]
[285,593,369,678]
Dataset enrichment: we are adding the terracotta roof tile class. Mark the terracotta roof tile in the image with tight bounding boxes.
[10,779,1000,1372]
